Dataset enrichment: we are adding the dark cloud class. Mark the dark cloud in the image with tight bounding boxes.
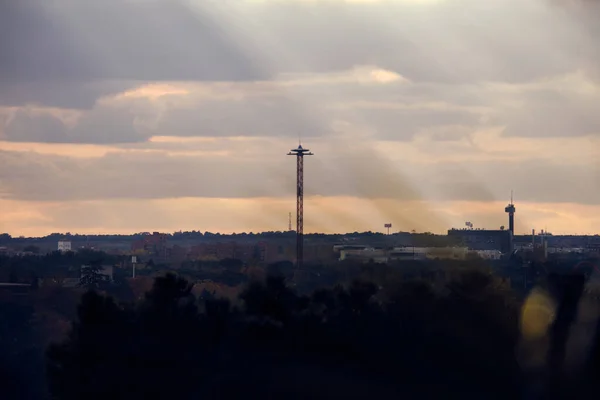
[501,106,600,138]
[0,81,139,110]
[427,159,600,206]
[1,79,489,143]
[0,148,419,201]
[337,108,482,141]
[6,72,598,144]
[545,0,600,78]
[490,88,600,138]
[1,0,596,105]
[0,147,598,205]
[4,111,70,143]
[155,96,330,139]
[0,0,268,83]
[224,0,594,84]
[4,107,148,144]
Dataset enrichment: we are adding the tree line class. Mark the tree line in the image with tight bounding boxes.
[3,250,600,399]
[44,267,600,400]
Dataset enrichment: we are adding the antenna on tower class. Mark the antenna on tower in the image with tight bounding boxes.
[511,189,514,205]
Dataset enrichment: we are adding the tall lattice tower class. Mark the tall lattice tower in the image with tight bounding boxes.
[287,144,313,271]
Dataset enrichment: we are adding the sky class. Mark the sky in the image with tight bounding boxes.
[1,0,599,236]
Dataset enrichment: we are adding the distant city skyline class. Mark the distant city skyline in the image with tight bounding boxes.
[1,0,599,236]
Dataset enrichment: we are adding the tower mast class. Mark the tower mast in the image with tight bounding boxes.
[287,144,313,273]
[505,190,516,234]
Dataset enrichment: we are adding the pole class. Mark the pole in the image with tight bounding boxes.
[131,255,137,279]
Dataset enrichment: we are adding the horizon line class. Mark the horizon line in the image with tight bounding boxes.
[2,229,599,239]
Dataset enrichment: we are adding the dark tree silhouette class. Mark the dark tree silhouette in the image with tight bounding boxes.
[47,274,206,400]
[46,291,130,400]
[47,266,600,400]
[0,300,45,399]
[8,269,18,283]
[79,261,104,289]
[30,273,39,290]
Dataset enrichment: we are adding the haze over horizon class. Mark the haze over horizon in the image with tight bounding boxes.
[1,0,599,237]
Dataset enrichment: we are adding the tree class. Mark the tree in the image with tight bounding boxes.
[219,258,243,272]
[0,299,46,399]
[47,268,536,399]
[47,274,206,400]
[199,288,216,301]
[240,275,303,324]
[79,262,104,289]
[30,273,39,290]
[46,291,132,400]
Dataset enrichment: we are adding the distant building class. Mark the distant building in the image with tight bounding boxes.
[472,249,503,260]
[58,239,72,252]
[304,243,337,263]
[339,246,469,263]
[390,246,468,261]
[339,247,388,263]
[131,232,168,256]
[187,241,295,264]
[334,245,369,254]
[447,229,513,254]
[387,247,428,261]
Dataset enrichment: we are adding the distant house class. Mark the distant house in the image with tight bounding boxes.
[58,239,72,252]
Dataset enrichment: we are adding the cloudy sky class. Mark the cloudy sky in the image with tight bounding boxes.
[1,0,599,236]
